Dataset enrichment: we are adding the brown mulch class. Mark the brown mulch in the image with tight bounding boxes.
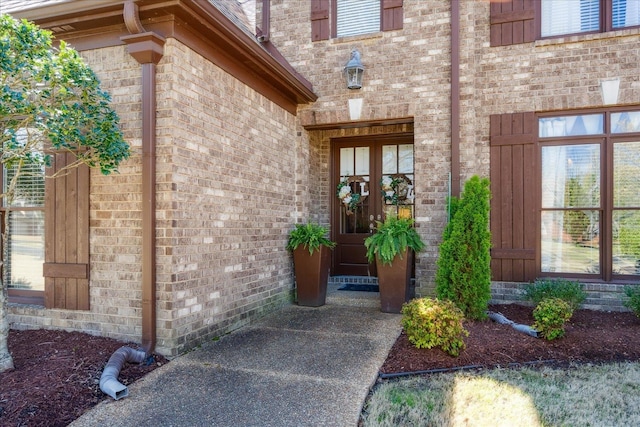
[0,329,168,427]
[381,303,640,375]
[1,304,639,426]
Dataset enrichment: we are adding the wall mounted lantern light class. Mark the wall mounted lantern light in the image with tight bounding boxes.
[344,49,364,89]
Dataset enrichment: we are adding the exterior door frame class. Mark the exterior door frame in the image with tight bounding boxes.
[330,132,414,276]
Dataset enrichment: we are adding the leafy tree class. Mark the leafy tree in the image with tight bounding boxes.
[435,176,492,320]
[0,15,130,372]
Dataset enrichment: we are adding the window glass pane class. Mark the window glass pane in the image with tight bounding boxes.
[612,111,640,133]
[614,141,640,207]
[336,0,380,38]
[398,144,414,173]
[340,147,354,176]
[541,210,600,274]
[539,114,603,137]
[7,211,45,291]
[613,210,640,274]
[613,0,640,28]
[382,145,397,174]
[3,162,45,208]
[355,147,369,175]
[542,144,600,209]
[541,0,599,37]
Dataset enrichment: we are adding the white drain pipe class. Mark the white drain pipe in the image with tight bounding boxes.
[100,346,147,400]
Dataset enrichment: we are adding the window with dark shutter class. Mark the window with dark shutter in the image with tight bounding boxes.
[311,0,330,41]
[489,112,537,282]
[382,0,403,31]
[311,0,403,41]
[43,152,90,310]
[489,0,536,47]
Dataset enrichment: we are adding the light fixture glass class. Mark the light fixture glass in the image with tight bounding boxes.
[344,49,364,90]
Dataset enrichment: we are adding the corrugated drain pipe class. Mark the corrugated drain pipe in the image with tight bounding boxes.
[98,2,165,399]
[99,346,147,400]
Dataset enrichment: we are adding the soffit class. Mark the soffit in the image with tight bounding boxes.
[5,0,317,114]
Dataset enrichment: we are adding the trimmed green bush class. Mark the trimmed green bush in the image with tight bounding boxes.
[624,286,640,318]
[401,298,469,357]
[435,176,492,320]
[524,278,586,311]
[532,297,573,341]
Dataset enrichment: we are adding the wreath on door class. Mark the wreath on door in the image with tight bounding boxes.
[337,176,368,215]
[381,174,413,206]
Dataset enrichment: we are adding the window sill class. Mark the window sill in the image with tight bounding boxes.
[8,290,44,307]
[330,31,383,45]
[536,27,640,47]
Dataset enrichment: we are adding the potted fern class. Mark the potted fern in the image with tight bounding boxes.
[365,216,425,313]
[286,222,336,307]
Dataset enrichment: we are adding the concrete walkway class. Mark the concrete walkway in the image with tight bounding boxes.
[71,284,402,427]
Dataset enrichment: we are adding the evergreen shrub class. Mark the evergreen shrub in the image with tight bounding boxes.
[524,278,586,311]
[624,286,640,318]
[435,176,492,320]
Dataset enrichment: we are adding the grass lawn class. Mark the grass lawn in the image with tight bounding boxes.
[362,362,640,426]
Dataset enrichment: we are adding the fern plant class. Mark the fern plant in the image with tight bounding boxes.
[364,216,425,266]
[286,222,335,254]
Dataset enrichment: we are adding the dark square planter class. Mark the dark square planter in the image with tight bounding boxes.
[376,250,413,313]
[293,245,330,307]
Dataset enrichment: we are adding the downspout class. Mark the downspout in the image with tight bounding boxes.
[100,2,164,399]
[257,0,270,42]
[120,1,165,355]
[451,0,461,198]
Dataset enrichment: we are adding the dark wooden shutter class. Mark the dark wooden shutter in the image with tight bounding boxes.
[44,152,90,310]
[490,112,537,282]
[311,0,330,41]
[490,0,535,46]
[382,0,403,31]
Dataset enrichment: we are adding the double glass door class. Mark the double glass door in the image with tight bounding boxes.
[332,135,414,276]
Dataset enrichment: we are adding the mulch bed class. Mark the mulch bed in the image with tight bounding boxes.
[0,329,167,427]
[2,304,639,426]
[381,303,640,375]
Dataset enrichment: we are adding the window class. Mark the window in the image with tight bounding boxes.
[336,0,380,38]
[3,164,46,292]
[539,111,640,280]
[490,0,640,46]
[311,0,403,41]
[2,131,90,308]
[541,0,640,37]
[1,131,46,301]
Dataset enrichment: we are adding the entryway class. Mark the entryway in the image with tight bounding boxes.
[331,133,415,278]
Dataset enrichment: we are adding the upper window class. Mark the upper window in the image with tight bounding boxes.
[542,0,640,38]
[311,0,403,41]
[336,0,380,38]
[538,110,640,280]
[490,0,640,46]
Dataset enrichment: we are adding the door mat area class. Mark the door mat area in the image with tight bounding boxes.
[337,284,379,292]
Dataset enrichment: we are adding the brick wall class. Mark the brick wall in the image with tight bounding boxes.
[269,1,640,308]
[269,1,453,295]
[9,45,148,342]
[10,38,303,356]
[154,39,299,355]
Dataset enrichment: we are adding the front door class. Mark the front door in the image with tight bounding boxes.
[332,134,415,276]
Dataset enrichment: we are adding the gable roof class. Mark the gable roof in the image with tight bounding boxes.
[3,0,316,114]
